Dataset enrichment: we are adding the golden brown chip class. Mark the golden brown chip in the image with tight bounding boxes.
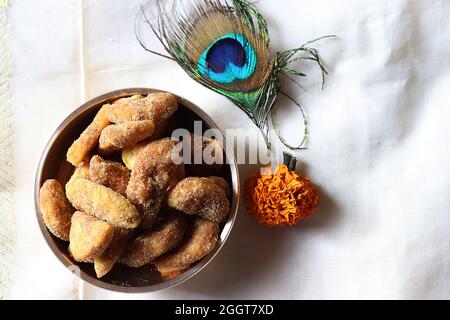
[113,95,144,105]
[108,92,178,124]
[152,117,176,141]
[123,214,188,268]
[126,138,184,229]
[89,155,130,196]
[67,105,111,166]
[99,120,155,154]
[39,179,73,241]
[69,211,115,262]
[121,118,176,170]
[94,228,132,278]
[68,162,90,183]
[152,217,220,279]
[122,140,148,171]
[66,178,140,229]
[207,176,230,198]
[167,177,230,223]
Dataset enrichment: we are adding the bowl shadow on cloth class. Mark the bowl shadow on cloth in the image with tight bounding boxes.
[169,160,340,298]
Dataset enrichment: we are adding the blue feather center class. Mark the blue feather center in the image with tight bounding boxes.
[197,34,257,84]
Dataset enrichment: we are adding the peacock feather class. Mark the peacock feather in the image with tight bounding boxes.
[135,0,333,149]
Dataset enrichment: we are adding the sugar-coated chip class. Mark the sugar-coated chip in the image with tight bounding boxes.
[108,92,178,124]
[126,138,184,229]
[69,211,115,262]
[152,217,220,279]
[39,179,73,241]
[66,178,141,229]
[67,105,111,166]
[123,214,188,268]
[99,120,155,154]
[89,155,130,196]
[121,140,148,171]
[121,117,177,170]
[112,95,144,106]
[207,176,230,198]
[94,228,132,278]
[66,162,90,190]
[167,177,230,223]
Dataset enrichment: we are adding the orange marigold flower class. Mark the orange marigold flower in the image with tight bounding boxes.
[244,164,319,227]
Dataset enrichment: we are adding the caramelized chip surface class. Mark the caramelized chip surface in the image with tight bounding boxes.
[126,138,184,229]
[39,179,73,241]
[67,105,111,166]
[153,217,220,279]
[99,120,155,154]
[66,178,140,229]
[69,211,115,262]
[89,155,130,196]
[168,177,230,223]
[94,228,132,278]
[123,214,188,268]
[108,93,178,124]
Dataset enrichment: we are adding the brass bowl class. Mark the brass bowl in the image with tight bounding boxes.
[34,88,239,293]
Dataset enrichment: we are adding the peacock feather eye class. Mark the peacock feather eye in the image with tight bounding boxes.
[136,0,332,149]
[197,33,257,84]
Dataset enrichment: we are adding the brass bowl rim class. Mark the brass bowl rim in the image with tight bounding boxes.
[34,88,240,293]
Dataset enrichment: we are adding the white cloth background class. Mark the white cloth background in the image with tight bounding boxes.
[0,0,14,299]
[7,0,450,299]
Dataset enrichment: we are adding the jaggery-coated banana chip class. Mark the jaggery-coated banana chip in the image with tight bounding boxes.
[66,178,140,229]
[67,105,111,166]
[68,162,90,184]
[126,138,184,229]
[122,140,148,171]
[89,155,130,196]
[207,176,230,198]
[94,228,132,278]
[112,95,144,105]
[152,217,220,279]
[123,214,188,268]
[39,179,73,241]
[121,118,176,170]
[108,92,178,124]
[167,177,230,223]
[99,120,155,154]
[69,211,115,262]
